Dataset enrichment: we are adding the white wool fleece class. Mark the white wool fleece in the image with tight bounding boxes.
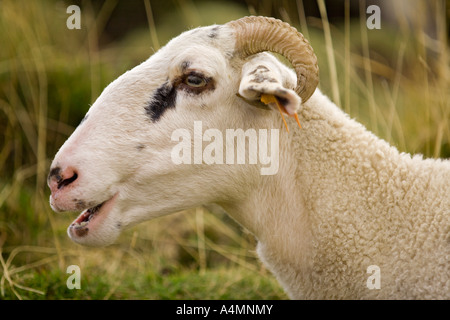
[239,90,450,299]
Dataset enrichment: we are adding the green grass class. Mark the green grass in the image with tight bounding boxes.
[1,0,448,300]
[1,264,286,300]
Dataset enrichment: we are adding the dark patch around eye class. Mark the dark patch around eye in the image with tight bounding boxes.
[146,72,215,122]
[178,71,215,94]
[145,82,177,122]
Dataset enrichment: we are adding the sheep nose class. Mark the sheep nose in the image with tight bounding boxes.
[48,166,78,193]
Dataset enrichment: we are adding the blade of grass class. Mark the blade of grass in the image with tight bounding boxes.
[317,0,341,107]
[195,207,207,274]
[144,0,160,51]
[84,0,118,102]
[296,0,310,40]
[176,0,201,27]
[344,0,351,114]
[358,0,377,135]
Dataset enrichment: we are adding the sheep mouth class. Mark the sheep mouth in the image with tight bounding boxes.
[68,194,118,238]
[72,203,103,227]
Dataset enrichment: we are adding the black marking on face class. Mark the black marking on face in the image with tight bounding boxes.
[208,26,220,38]
[73,227,89,237]
[136,144,145,151]
[73,199,86,210]
[145,82,177,122]
[225,50,234,59]
[48,167,62,184]
[146,72,216,122]
[181,61,191,72]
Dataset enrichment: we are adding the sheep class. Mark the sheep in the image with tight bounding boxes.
[47,16,450,299]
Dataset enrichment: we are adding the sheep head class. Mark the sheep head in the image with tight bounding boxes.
[47,16,319,246]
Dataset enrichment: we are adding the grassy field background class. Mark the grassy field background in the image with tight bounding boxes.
[0,0,448,299]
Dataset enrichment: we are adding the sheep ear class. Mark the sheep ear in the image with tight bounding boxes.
[238,54,301,116]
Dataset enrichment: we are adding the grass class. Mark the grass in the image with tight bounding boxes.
[0,0,448,300]
[1,246,286,300]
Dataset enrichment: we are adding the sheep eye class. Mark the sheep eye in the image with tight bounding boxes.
[185,74,206,88]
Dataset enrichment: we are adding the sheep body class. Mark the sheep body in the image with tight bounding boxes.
[245,89,450,299]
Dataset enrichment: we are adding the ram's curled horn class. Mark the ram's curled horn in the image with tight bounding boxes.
[227,16,319,104]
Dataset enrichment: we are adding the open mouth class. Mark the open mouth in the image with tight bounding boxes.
[68,194,118,238]
[72,202,104,227]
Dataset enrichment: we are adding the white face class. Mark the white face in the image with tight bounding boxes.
[48,24,300,246]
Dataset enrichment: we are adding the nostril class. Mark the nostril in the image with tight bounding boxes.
[57,172,78,189]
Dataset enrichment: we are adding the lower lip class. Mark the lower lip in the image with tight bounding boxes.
[68,193,119,239]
